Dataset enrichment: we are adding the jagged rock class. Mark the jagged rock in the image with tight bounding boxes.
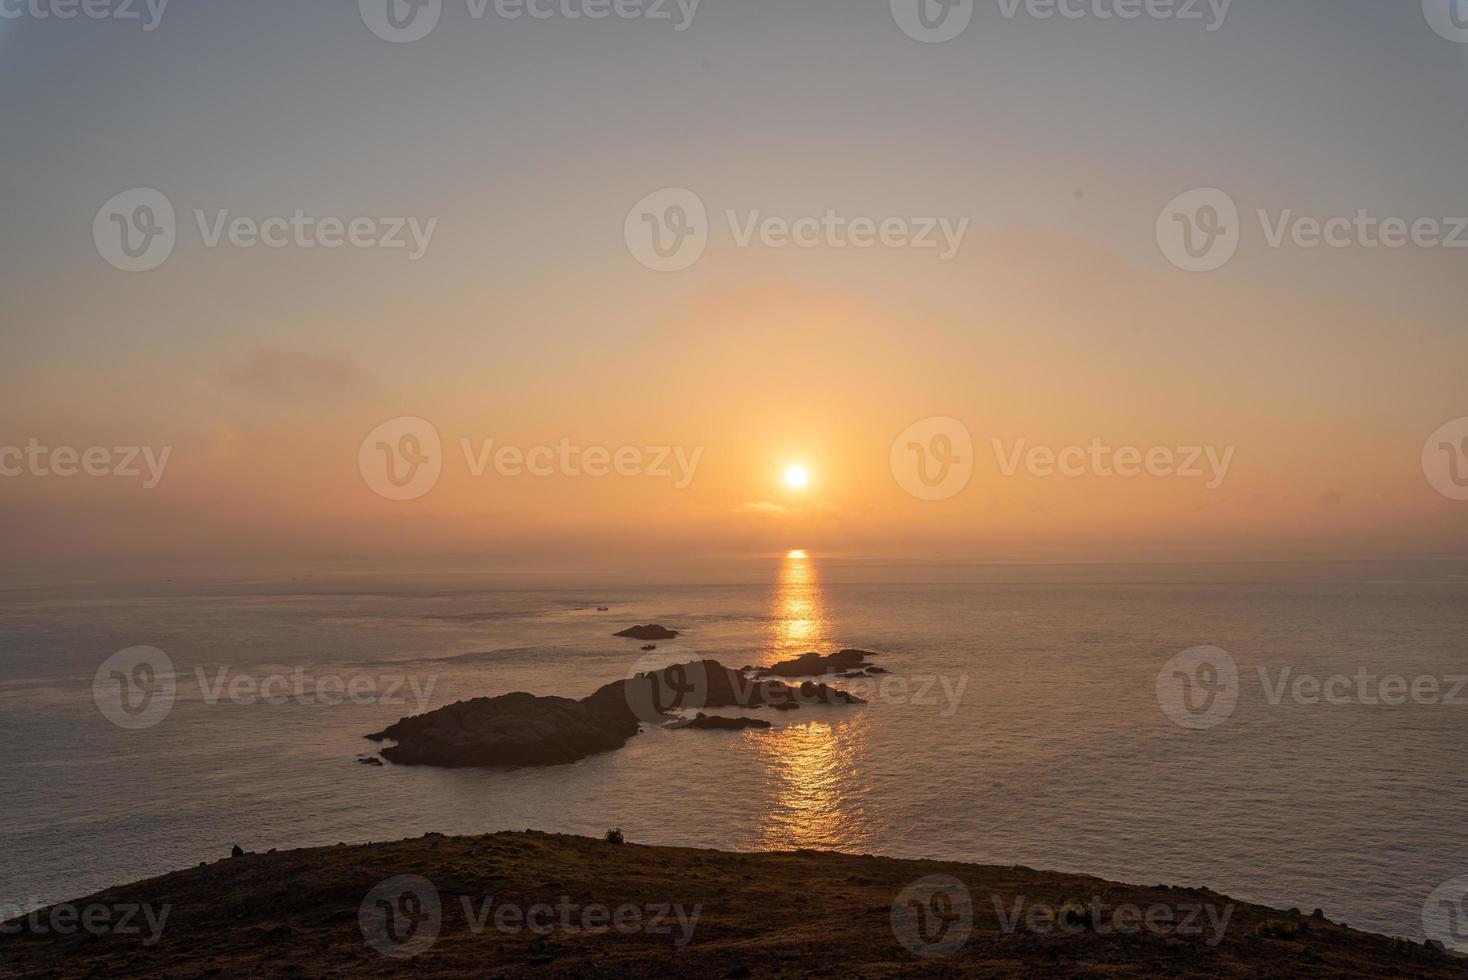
[753,649,878,678]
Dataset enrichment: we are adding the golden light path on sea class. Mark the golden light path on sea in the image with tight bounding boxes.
[754,549,870,851]
[767,549,828,663]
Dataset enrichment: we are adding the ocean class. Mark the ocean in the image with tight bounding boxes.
[2,556,1465,943]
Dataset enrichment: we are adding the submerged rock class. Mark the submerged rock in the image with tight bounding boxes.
[667,713,771,731]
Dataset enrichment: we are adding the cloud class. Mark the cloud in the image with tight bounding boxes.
[222,347,385,403]
[738,500,839,517]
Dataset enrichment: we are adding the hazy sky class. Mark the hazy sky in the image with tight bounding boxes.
[2,0,1466,576]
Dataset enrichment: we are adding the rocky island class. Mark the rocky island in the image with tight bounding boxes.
[613,624,680,640]
[365,657,866,768]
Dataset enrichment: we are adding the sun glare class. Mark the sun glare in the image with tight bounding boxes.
[784,464,809,489]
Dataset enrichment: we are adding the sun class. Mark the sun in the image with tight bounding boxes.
[784,464,810,489]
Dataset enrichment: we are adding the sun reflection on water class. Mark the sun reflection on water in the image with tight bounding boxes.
[753,550,875,851]
[753,717,872,851]
[767,549,830,663]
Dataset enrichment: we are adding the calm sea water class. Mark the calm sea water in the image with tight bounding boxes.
[2,557,1466,942]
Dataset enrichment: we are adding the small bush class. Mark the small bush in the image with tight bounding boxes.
[604,828,625,845]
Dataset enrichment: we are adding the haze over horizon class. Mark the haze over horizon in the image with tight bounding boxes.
[3,0,1466,577]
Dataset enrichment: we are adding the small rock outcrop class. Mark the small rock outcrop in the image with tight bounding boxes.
[614,624,680,640]
[667,713,771,731]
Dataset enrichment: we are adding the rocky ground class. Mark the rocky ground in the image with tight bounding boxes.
[1,831,1458,978]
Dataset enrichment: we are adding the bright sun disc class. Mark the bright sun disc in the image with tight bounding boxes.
[784,464,809,488]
